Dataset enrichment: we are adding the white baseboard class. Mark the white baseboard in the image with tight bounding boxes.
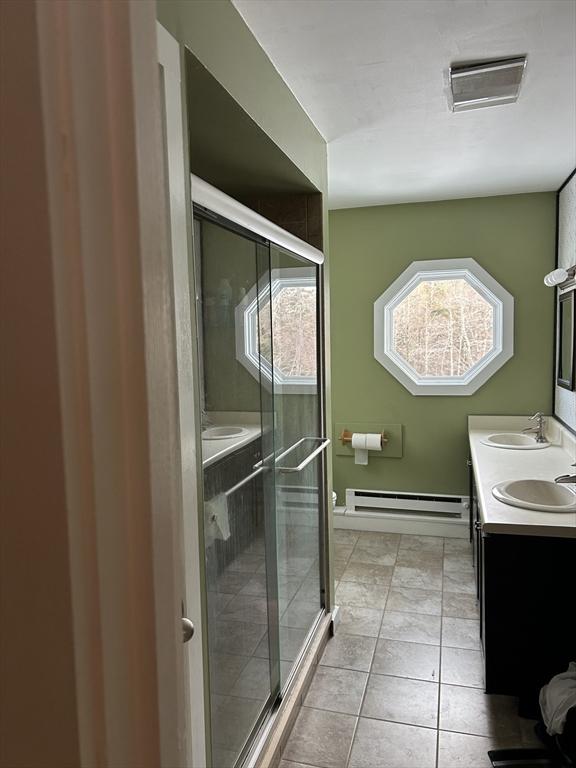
[333,507,469,539]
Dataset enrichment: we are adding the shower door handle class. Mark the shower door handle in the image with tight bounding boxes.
[276,438,330,474]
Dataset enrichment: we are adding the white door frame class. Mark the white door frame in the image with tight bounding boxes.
[157,22,207,768]
[29,2,192,765]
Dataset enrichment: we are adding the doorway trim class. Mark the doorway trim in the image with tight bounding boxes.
[32,2,190,765]
[157,21,208,768]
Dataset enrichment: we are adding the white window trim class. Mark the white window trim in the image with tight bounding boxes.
[374,258,514,396]
[235,268,318,394]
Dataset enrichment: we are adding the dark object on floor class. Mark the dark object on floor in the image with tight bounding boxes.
[488,709,576,768]
[487,747,563,767]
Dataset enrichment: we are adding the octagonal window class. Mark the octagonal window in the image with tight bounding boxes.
[236,268,317,393]
[374,259,514,396]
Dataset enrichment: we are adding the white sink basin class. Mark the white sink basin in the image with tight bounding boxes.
[481,433,550,450]
[202,426,249,440]
[492,479,576,512]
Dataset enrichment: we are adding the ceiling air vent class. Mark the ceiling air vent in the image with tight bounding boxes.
[449,56,527,112]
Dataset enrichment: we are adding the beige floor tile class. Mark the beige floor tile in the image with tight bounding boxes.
[392,565,443,591]
[280,761,323,768]
[443,538,472,554]
[437,730,506,767]
[441,647,484,688]
[400,534,444,553]
[380,611,441,645]
[335,580,389,609]
[333,529,360,546]
[362,673,439,728]
[442,592,479,619]
[349,544,397,566]
[304,665,368,715]
[336,605,383,637]
[283,707,356,768]
[439,684,521,740]
[372,638,440,682]
[334,559,349,580]
[443,571,476,595]
[443,553,474,573]
[396,549,443,567]
[442,617,481,650]
[334,542,354,561]
[349,717,437,768]
[320,632,377,672]
[357,531,401,547]
[341,562,394,585]
[386,586,442,616]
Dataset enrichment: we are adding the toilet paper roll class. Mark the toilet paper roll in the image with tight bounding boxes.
[351,433,382,465]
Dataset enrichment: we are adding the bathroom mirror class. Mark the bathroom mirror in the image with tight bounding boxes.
[557,290,575,390]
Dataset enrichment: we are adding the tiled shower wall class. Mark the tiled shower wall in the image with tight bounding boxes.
[555,171,576,431]
[244,193,323,251]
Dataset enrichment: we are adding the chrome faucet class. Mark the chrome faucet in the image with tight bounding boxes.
[555,463,576,484]
[522,412,548,443]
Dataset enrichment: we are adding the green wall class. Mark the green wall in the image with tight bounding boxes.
[329,193,557,501]
[157,0,327,194]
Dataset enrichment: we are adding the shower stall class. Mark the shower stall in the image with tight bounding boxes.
[191,177,329,768]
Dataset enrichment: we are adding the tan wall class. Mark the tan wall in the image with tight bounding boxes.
[0,2,81,766]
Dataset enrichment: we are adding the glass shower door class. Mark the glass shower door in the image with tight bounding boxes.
[267,245,327,683]
[195,214,280,768]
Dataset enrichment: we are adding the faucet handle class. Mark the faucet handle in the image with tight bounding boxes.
[528,412,544,421]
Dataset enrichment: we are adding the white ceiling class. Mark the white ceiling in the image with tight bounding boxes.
[232,0,576,209]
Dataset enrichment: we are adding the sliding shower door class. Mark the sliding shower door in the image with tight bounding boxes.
[195,214,280,768]
[193,189,327,767]
[267,245,326,683]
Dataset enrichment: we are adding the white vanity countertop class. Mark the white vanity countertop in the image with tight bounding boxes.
[201,412,262,469]
[469,416,576,538]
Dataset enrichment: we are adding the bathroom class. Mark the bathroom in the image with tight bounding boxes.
[2,1,574,768]
[153,1,576,766]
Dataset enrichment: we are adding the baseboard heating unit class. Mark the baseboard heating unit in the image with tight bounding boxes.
[335,488,470,538]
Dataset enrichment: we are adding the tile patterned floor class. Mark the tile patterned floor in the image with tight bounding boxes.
[282,531,541,768]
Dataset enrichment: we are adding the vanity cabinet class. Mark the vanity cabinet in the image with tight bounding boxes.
[469,461,576,716]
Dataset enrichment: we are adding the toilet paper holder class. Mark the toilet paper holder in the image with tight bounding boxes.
[339,429,388,447]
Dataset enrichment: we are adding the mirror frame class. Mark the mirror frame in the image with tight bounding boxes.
[557,289,575,391]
